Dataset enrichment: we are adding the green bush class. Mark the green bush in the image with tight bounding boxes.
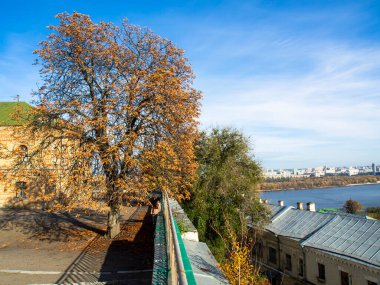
[366,207,380,214]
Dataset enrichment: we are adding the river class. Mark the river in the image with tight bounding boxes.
[260,183,380,210]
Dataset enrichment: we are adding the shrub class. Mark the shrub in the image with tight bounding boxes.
[343,199,363,214]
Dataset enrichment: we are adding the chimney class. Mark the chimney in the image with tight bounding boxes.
[297,202,304,210]
[307,202,316,212]
[278,200,284,206]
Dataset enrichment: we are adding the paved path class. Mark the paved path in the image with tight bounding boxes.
[0,206,154,285]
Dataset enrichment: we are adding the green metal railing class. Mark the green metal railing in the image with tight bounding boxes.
[152,206,168,284]
[151,191,196,285]
[173,219,196,285]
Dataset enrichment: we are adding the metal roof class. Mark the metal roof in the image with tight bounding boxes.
[267,204,286,217]
[265,204,380,267]
[184,240,229,285]
[301,215,380,267]
[267,206,335,239]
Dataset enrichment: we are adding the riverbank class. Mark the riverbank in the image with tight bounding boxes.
[260,183,380,210]
[346,181,380,186]
[260,181,380,192]
[259,175,380,191]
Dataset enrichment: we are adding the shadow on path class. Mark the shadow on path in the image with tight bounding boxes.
[56,206,154,284]
[0,207,106,242]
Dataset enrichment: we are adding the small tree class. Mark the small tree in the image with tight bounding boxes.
[17,12,201,238]
[343,199,363,214]
[220,239,270,285]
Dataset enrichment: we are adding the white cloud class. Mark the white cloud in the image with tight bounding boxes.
[0,5,379,169]
[198,43,380,168]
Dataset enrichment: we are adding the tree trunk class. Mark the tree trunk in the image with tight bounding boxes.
[107,204,120,238]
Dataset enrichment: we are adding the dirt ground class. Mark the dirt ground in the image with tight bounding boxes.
[0,206,154,285]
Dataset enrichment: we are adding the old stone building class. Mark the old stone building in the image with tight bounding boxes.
[0,102,33,205]
[0,102,69,207]
[253,201,380,285]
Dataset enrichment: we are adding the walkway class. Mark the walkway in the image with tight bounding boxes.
[0,206,154,285]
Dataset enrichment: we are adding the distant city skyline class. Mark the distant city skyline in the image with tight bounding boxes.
[0,0,379,169]
[264,163,379,179]
[265,162,379,170]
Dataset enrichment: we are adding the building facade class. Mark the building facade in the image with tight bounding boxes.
[0,102,69,207]
[253,202,380,285]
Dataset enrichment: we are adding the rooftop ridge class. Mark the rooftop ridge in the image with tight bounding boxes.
[265,203,380,267]
[271,206,294,223]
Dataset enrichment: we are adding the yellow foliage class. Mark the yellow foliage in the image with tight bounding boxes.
[219,241,270,285]
[5,12,201,237]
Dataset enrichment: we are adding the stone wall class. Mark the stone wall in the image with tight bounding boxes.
[0,126,69,207]
[0,126,24,205]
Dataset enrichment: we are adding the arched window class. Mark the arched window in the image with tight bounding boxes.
[19,145,28,161]
[15,181,27,199]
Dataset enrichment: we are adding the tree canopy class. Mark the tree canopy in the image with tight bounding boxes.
[17,12,201,237]
[184,127,270,259]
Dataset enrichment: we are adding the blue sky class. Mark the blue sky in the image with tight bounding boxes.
[0,0,379,169]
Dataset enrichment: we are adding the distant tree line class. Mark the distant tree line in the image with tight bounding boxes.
[259,175,380,191]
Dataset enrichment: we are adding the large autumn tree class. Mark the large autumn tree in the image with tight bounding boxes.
[27,12,201,237]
